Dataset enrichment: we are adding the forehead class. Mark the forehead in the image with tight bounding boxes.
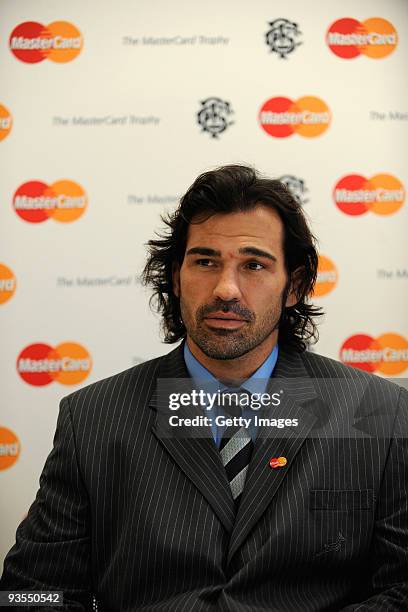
[186,206,284,252]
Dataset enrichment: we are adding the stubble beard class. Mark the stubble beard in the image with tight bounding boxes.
[179,294,287,361]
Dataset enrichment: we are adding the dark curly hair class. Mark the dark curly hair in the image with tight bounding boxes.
[142,164,323,352]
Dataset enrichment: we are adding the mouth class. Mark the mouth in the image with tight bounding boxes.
[204,313,248,330]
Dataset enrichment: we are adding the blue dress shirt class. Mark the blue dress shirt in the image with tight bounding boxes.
[183,342,279,447]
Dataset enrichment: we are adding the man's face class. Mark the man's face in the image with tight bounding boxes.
[172,205,297,360]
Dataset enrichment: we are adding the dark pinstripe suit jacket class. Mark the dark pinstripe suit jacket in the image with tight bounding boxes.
[1,343,408,611]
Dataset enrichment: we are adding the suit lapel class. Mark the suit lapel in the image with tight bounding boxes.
[149,343,236,534]
[227,348,321,564]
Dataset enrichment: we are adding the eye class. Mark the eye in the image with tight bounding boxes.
[246,261,265,270]
[195,258,215,267]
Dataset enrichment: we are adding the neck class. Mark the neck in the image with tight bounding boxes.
[186,333,277,385]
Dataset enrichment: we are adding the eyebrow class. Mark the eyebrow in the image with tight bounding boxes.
[186,247,221,257]
[238,246,277,262]
[185,246,277,262]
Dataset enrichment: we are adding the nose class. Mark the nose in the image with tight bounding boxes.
[212,267,242,302]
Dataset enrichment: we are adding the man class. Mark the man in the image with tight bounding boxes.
[1,165,407,611]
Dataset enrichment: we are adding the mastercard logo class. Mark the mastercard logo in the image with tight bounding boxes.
[17,342,92,386]
[340,333,408,375]
[334,174,405,216]
[327,18,398,59]
[259,96,331,138]
[0,104,13,141]
[0,264,17,305]
[13,180,87,223]
[9,21,83,63]
[269,456,287,469]
[0,427,20,471]
[314,255,338,297]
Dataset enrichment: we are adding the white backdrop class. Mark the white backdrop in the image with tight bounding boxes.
[1,0,407,567]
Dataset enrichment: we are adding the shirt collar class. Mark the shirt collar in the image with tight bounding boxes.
[183,341,278,395]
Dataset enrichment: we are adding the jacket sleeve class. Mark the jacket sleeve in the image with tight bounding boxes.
[0,396,93,610]
[340,387,408,611]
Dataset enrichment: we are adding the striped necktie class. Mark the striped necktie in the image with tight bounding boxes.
[219,390,254,508]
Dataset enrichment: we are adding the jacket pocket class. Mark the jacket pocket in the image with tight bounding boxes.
[309,489,375,561]
[310,489,374,511]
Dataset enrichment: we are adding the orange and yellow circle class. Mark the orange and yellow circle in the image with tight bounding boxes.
[0,263,16,305]
[0,104,12,141]
[0,427,20,471]
[314,255,338,297]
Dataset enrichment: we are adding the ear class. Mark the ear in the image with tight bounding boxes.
[285,267,303,308]
[172,262,180,298]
